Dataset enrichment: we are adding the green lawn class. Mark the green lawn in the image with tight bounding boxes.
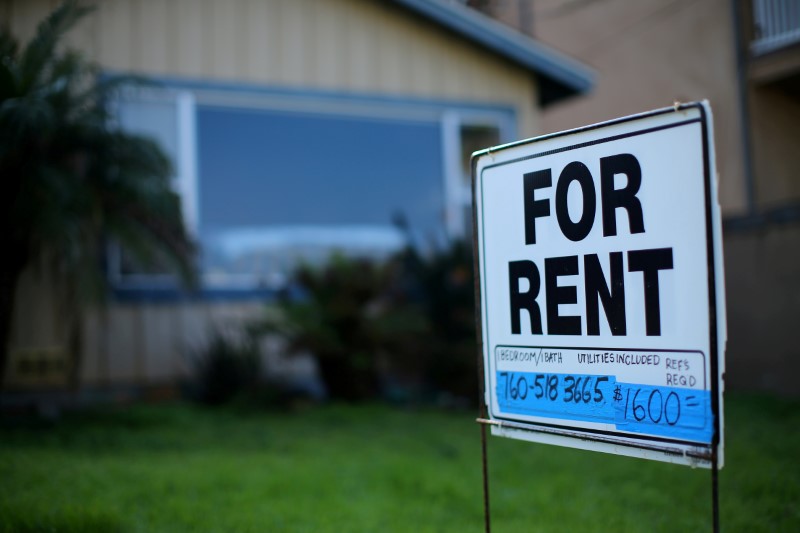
[0,393,798,532]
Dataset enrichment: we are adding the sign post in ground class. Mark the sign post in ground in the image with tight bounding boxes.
[473,102,726,530]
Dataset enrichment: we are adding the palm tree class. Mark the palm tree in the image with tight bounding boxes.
[0,1,195,388]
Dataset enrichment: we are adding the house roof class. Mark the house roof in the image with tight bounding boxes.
[388,0,595,105]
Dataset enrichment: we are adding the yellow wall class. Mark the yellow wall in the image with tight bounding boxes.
[80,302,265,386]
[724,223,800,397]
[2,0,547,387]
[6,264,72,389]
[525,0,800,397]
[748,84,800,209]
[531,0,748,216]
[2,0,540,135]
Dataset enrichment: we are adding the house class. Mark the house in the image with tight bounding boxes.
[469,0,800,396]
[1,0,593,395]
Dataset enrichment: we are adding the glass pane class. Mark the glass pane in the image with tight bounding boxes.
[460,124,500,185]
[197,107,444,286]
[117,100,179,173]
[114,97,181,279]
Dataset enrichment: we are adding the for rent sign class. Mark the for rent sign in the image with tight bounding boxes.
[473,102,726,467]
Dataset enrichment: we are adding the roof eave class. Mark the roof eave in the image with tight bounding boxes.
[388,0,595,106]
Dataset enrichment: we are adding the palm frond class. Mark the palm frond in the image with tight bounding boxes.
[0,30,19,101]
[2,0,195,289]
[19,1,93,92]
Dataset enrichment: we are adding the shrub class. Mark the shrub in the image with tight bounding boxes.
[188,330,260,406]
[261,254,427,402]
[259,241,480,406]
[395,240,479,405]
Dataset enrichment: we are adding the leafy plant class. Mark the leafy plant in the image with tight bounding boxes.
[262,254,426,402]
[0,1,194,387]
[260,240,480,405]
[188,330,261,406]
[396,240,480,404]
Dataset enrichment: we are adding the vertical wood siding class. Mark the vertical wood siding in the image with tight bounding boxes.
[2,0,539,134]
[2,0,543,387]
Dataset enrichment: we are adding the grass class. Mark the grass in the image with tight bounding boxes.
[0,393,797,532]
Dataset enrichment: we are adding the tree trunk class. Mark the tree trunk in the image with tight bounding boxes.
[0,257,26,392]
[0,157,28,392]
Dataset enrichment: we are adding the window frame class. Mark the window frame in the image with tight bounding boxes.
[441,110,515,237]
[107,87,198,287]
[109,77,517,298]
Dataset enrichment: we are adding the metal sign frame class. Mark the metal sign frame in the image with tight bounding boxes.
[472,102,725,470]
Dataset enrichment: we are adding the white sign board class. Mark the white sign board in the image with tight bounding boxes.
[473,102,725,468]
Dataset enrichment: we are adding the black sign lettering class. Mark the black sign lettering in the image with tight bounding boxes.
[584,252,626,336]
[555,161,596,242]
[545,256,581,335]
[511,153,677,337]
[628,248,674,336]
[509,260,543,334]
[600,154,645,237]
[523,169,552,245]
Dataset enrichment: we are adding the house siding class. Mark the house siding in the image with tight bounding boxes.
[2,0,546,389]
[3,0,540,135]
[511,0,800,397]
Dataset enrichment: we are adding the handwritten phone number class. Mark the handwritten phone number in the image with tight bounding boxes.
[499,372,609,404]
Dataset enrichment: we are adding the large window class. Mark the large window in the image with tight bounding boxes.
[198,106,443,287]
[112,82,515,293]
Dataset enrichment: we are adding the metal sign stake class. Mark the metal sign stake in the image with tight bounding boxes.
[480,412,492,533]
[712,442,720,533]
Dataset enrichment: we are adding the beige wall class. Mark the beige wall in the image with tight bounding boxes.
[531,0,748,216]
[8,280,294,389]
[2,0,550,389]
[81,301,265,385]
[2,0,541,135]
[748,84,800,209]
[724,223,800,397]
[6,264,72,389]
[525,0,800,397]
[469,0,532,36]
[5,262,267,388]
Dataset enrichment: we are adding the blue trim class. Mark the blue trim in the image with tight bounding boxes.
[130,73,519,117]
[388,0,594,103]
[108,74,519,303]
[142,73,519,149]
[111,285,281,304]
